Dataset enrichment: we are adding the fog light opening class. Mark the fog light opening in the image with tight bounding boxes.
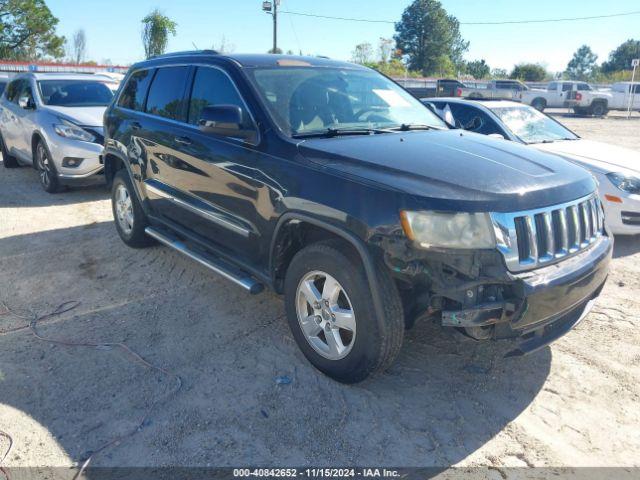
[62,157,84,168]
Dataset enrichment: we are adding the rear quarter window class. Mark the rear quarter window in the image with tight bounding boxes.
[118,69,155,111]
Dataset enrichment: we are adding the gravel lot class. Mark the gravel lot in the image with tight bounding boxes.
[0,111,639,473]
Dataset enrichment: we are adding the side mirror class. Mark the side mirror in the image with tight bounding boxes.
[18,95,34,110]
[198,105,256,142]
[488,133,506,140]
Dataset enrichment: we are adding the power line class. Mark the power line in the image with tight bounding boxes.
[278,9,640,26]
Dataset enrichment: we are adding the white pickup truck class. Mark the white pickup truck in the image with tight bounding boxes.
[456,79,528,100]
[565,82,640,116]
[519,81,594,111]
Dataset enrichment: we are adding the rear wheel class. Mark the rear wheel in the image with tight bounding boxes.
[284,240,404,383]
[111,169,155,248]
[0,132,18,168]
[35,140,62,193]
[531,98,546,112]
[590,102,608,117]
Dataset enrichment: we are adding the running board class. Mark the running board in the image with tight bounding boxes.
[145,227,264,295]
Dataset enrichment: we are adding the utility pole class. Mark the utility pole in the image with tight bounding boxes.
[273,0,278,54]
[263,0,280,53]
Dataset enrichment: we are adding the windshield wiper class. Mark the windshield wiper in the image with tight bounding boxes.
[388,124,439,132]
[292,127,391,139]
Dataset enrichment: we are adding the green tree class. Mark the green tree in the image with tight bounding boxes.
[0,0,65,59]
[510,63,547,82]
[601,39,640,73]
[565,45,598,81]
[465,59,490,79]
[394,0,469,76]
[351,42,373,64]
[491,68,508,79]
[141,8,177,59]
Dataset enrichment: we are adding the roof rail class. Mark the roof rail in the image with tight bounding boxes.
[150,49,219,59]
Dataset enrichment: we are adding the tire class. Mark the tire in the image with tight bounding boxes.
[590,102,608,117]
[284,240,404,383]
[34,140,62,193]
[0,132,19,168]
[111,169,155,248]
[531,98,546,112]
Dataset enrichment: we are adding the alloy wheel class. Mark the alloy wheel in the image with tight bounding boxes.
[114,184,134,235]
[37,144,52,188]
[296,271,356,360]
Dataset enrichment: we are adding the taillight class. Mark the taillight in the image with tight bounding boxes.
[575,92,583,101]
[456,88,463,97]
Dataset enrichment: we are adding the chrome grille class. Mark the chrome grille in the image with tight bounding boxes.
[490,194,605,272]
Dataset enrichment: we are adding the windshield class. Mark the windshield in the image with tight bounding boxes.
[38,80,114,107]
[491,106,578,144]
[246,66,447,137]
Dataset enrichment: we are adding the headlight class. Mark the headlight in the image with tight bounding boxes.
[400,211,496,249]
[607,172,640,194]
[53,120,95,143]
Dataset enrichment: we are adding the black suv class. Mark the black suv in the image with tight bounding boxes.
[103,52,612,383]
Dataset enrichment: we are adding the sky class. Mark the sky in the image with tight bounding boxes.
[47,0,640,72]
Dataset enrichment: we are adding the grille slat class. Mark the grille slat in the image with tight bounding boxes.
[491,194,604,272]
[589,198,598,238]
[556,208,569,255]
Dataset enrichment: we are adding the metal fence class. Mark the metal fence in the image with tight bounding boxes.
[0,61,129,75]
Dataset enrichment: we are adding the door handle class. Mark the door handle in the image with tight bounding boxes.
[131,121,142,131]
[175,136,192,146]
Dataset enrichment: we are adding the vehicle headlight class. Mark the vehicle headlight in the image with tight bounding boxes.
[400,211,496,249]
[607,172,640,194]
[53,120,95,143]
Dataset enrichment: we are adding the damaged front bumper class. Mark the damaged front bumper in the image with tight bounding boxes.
[439,235,612,356]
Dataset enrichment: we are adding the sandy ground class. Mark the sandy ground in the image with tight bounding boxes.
[0,112,639,473]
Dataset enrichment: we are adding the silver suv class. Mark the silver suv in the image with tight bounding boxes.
[0,73,116,192]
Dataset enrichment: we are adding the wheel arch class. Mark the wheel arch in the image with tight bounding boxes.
[103,150,128,187]
[269,213,386,330]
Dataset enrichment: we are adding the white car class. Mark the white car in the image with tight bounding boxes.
[424,98,640,235]
[0,73,116,192]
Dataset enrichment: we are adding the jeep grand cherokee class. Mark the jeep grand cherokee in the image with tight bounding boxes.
[103,52,612,383]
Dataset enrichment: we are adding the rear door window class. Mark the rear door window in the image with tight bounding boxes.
[145,66,190,121]
[118,69,155,111]
[187,67,246,125]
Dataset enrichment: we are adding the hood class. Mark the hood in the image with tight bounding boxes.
[297,129,596,212]
[534,139,640,176]
[42,105,106,127]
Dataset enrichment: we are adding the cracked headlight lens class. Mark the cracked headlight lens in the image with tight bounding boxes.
[400,211,496,249]
[607,172,640,194]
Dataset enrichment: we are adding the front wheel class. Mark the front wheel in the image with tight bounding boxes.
[35,140,62,193]
[111,169,155,248]
[531,98,546,112]
[284,240,404,383]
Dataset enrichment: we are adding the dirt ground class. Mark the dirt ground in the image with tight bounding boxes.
[0,111,639,473]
